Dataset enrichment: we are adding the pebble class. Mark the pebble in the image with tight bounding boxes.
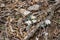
[28,4,40,11]
[20,9,31,16]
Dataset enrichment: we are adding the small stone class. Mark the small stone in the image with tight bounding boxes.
[45,19,51,25]
[28,4,40,11]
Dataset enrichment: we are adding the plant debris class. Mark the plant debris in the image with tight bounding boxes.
[0,0,60,40]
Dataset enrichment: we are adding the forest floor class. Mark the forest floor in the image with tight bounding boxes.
[0,0,60,40]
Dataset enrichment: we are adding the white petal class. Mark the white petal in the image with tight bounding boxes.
[32,20,37,23]
[45,19,51,25]
[43,32,48,36]
[45,32,48,36]
[36,37,39,40]
[30,15,36,19]
[25,20,32,25]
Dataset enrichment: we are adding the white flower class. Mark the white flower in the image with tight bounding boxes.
[32,20,37,23]
[30,15,36,19]
[43,32,48,36]
[45,19,51,25]
[36,37,39,40]
[45,32,48,36]
[25,20,32,25]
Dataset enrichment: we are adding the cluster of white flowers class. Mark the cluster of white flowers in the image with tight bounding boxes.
[25,20,37,25]
[25,15,37,25]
